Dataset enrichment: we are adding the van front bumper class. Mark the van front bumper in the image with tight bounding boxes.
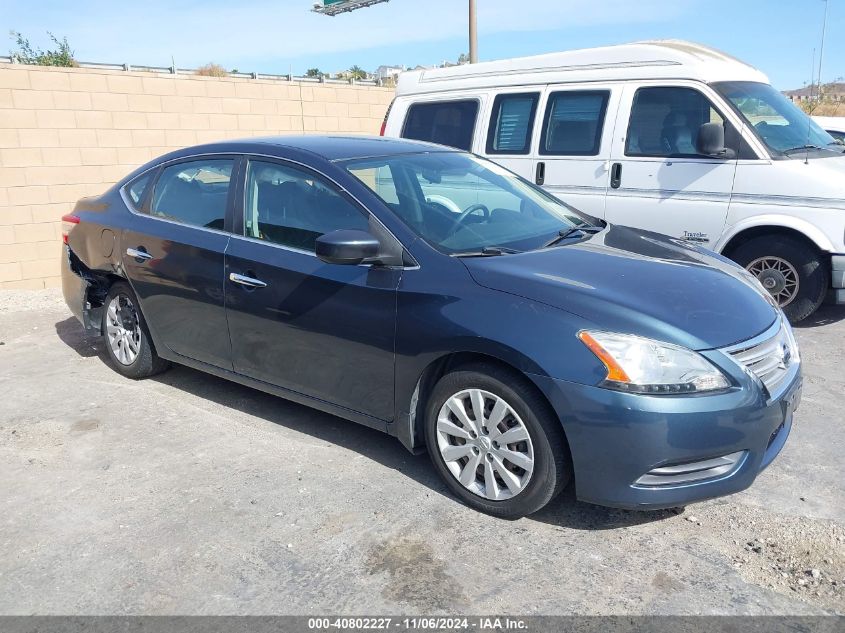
[830,254,845,304]
[529,365,802,510]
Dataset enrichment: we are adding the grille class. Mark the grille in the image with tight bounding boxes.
[726,320,797,396]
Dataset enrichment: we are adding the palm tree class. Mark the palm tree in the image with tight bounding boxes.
[348,65,367,80]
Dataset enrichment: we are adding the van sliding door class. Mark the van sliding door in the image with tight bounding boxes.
[532,84,622,219]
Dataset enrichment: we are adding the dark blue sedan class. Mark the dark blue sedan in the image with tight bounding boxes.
[61,136,802,518]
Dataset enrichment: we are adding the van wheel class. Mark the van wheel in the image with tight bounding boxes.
[731,235,828,323]
[102,282,170,379]
[424,363,570,519]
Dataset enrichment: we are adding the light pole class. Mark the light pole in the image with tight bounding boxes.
[469,0,478,63]
[817,0,828,94]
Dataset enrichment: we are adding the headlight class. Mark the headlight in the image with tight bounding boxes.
[578,331,730,394]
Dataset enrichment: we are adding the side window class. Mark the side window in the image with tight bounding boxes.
[402,100,479,151]
[486,92,539,154]
[149,159,234,230]
[625,87,731,158]
[244,160,369,252]
[124,172,152,210]
[539,91,609,156]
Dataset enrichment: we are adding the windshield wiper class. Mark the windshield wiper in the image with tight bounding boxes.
[542,224,604,248]
[452,246,521,258]
[782,144,825,154]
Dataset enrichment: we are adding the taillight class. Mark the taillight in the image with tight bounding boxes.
[61,214,80,244]
[379,98,395,136]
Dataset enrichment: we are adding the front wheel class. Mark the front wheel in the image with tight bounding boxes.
[424,364,570,519]
[731,235,829,323]
[102,282,170,379]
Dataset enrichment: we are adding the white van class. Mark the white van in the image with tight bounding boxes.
[383,40,845,322]
[813,116,845,143]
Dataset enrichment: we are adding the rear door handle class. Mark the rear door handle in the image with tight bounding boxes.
[126,247,153,261]
[229,272,267,289]
[610,162,622,189]
[535,161,545,186]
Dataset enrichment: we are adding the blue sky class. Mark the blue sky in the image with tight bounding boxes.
[1,0,842,90]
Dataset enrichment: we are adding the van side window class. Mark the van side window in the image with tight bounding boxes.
[626,87,734,158]
[402,100,479,151]
[539,91,609,156]
[486,93,539,154]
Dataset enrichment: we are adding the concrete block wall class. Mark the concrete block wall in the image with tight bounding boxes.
[0,64,394,289]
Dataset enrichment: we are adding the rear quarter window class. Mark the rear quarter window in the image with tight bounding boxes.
[123,172,153,210]
[401,100,479,151]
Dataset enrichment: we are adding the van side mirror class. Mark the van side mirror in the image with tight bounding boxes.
[697,122,736,159]
[315,229,381,265]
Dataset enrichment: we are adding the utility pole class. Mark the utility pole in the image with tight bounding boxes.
[817,0,828,94]
[469,0,478,63]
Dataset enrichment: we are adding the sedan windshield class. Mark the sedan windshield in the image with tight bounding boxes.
[713,81,837,154]
[343,152,588,254]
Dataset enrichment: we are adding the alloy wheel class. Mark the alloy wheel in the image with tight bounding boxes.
[746,256,800,307]
[105,294,141,366]
[435,388,534,501]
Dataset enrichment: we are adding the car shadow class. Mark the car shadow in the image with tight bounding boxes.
[793,303,845,329]
[54,316,677,531]
[55,315,101,358]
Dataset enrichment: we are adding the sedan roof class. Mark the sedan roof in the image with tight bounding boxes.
[223,135,454,161]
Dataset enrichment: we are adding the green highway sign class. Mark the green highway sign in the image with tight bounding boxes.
[312,0,390,16]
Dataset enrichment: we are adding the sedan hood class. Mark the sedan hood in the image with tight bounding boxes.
[463,225,778,350]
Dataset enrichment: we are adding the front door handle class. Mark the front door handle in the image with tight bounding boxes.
[610,162,622,189]
[229,272,267,289]
[126,247,153,261]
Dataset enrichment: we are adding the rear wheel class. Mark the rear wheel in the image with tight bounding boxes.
[102,282,170,379]
[731,235,828,323]
[424,363,570,519]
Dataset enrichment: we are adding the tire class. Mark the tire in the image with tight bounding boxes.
[424,363,570,519]
[731,235,829,323]
[102,281,170,379]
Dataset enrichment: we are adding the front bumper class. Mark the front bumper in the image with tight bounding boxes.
[830,254,845,304]
[529,358,802,510]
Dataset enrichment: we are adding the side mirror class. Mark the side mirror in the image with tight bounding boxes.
[315,229,380,265]
[697,122,736,158]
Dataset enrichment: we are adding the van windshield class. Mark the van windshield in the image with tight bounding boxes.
[343,152,589,255]
[713,81,837,155]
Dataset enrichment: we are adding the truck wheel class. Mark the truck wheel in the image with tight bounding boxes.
[731,235,828,323]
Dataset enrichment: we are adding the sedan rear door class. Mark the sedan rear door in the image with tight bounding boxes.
[121,156,238,370]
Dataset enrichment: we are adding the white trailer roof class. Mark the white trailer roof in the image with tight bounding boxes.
[396,40,769,96]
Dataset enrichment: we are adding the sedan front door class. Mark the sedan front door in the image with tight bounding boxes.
[224,158,401,423]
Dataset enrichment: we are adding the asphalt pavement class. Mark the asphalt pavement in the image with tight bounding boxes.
[0,290,843,615]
